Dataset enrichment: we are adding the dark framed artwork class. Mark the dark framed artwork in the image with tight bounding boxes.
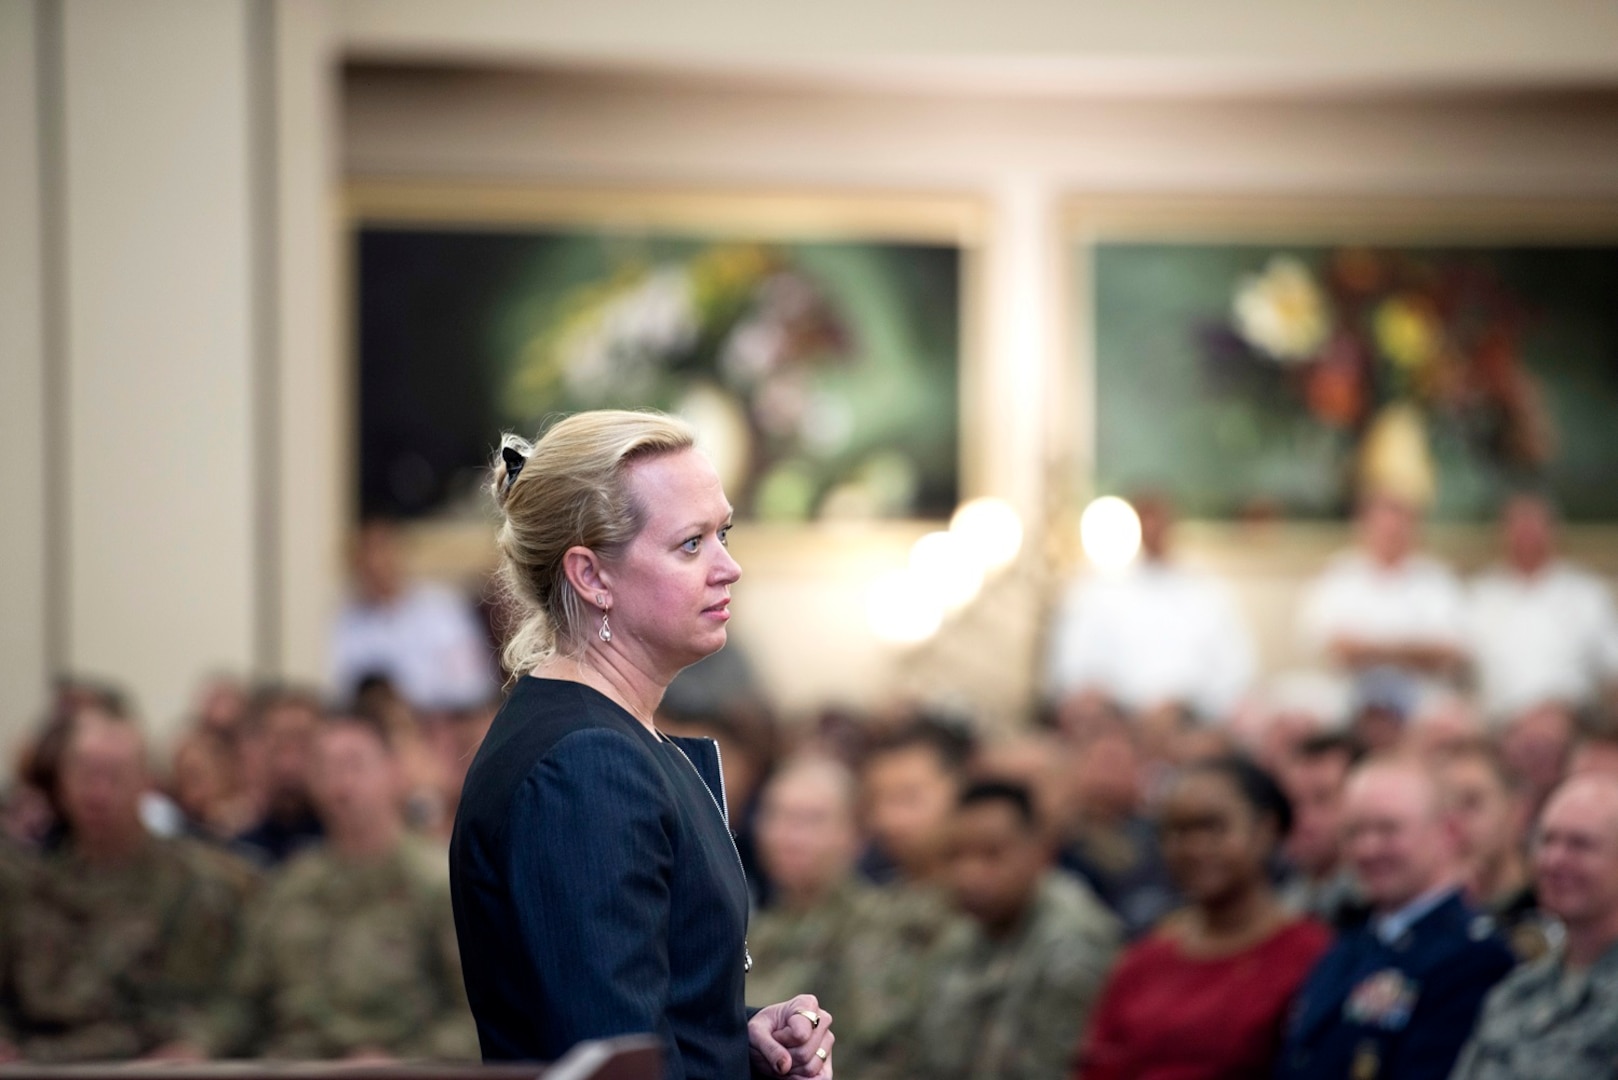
[350,184,979,525]
[1065,198,1618,522]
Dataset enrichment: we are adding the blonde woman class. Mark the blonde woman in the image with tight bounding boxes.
[450,411,833,1079]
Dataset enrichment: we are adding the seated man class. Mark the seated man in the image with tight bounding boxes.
[1057,728,1178,937]
[1501,702,1578,820]
[1278,731,1367,930]
[1,708,245,1062]
[329,516,496,713]
[920,781,1120,1080]
[1451,775,1618,1079]
[858,717,973,889]
[1299,491,1468,682]
[1277,757,1515,1080]
[233,687,325,866]
[1046,492,1255,724]
[1437,739,1552,961]
[198,712,477,1060]
[745,755,868,1011]
[1468,493,1618,725]
[840,719,972,1080]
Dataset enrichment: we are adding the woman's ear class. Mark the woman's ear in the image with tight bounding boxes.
[561,546,611,607]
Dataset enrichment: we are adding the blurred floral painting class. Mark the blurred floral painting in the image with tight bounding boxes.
[1088,243,1618,520]
[357,227,961,522]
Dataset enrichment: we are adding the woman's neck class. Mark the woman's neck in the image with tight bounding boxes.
[534,649,665,733]
[1186,880,1283,952]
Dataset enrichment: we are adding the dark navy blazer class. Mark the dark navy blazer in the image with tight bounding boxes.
[1276,890,1515,1080]
[450,677,751,1078]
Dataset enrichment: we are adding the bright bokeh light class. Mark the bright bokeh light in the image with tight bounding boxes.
[908,530,985,613]
[1080,495,1142,572]
[948,497,1024,574]
[866,569,945,645]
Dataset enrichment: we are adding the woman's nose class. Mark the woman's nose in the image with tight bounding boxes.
[715,545,742,584]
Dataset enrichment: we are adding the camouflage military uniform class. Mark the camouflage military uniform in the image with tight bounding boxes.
[202,835,477,1060]
[745,879,870,1013]
[919,871,1122,1080]
[1,836,245,1062]
[1449,941,1618,1080]
[751,880,958,1080]
[0,840,39,1053]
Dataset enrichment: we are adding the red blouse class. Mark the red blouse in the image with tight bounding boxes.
[1075,917,1332,1080]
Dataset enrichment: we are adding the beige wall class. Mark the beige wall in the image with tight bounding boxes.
[61,0,259,739]
[270,0,344,686]
[0,0,50,742]
[2,0,341,754]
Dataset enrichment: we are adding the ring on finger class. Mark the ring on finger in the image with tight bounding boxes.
[794,1009,821,1029]
[816,1048,828,1061]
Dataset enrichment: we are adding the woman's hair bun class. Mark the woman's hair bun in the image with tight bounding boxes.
[491,433,534,510]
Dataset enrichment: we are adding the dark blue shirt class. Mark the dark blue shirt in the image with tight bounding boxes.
[450,678,751,1078]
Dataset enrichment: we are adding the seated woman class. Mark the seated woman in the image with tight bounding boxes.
[1074,756,1331,1080]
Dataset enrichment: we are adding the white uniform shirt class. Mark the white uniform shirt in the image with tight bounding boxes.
[1045,560,1256,721]
[1468,561,1618,719]
[1299,551,1467,660]
[329,582,497,710]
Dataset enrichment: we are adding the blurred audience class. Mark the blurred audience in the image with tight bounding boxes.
[1300,491,1468,682]
[1047,493,1255,725]
[970,732,1082,847]
[329,516,497,713]
[922,781,1119,1080]
[1346,666,1419,754]
[746,756,867,1010]
[1406,691,1489,762]
[169,730,249,840]
[1467,493,1618,726]
[0,708,247,1062]
[1278,731,1367,929]
[188,673,251,743]
[4,476,1617,1072]
[191,712,475,1061]
[235,688,325,866]
[1452,775,1618,1079]
[1057,727,1179,937]
[857,716,972,887]
[1436,739,1553,960]
[1500,701,1579,820]
[835,718,971,1080]
[353,676,456,837]
[1277,757,1515,1080]
[1077,757,1329,1079]
[1569,722,1618,780]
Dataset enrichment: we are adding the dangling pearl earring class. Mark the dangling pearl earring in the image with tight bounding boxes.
[595,594,612,642]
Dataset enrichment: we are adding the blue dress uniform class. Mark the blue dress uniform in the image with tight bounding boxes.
[1277,890,1515,1080]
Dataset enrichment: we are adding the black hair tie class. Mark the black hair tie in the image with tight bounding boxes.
[501,445,527,493]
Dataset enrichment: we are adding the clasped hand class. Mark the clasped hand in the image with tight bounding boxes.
[747,994,833,1078]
